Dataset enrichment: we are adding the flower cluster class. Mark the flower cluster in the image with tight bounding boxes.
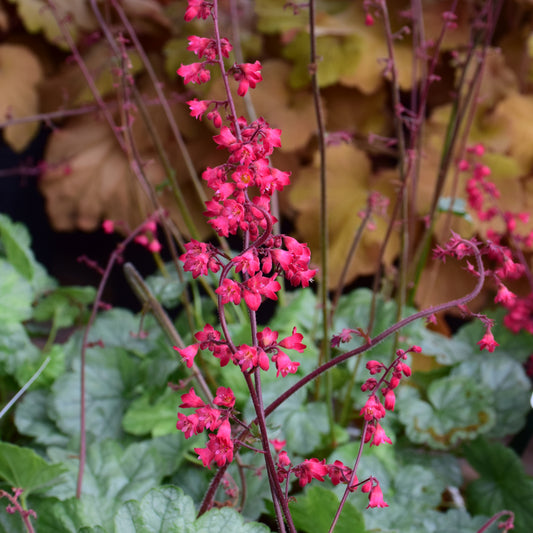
[360,346,417,447]
[457,144,533,335]
[273,442,388,508]
[176,386,236,468]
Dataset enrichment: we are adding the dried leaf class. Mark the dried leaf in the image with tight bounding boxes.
[122,0,171,29]
[0,44,43,152]
[40,42,143,112]
[289,144,399,288]
[415,250,489,312]
[7,0,96,49]
[40,116,159,231]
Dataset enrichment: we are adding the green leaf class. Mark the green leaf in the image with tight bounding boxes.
[195,506,272,533]
[397,375,495,449]
[464,437,533,532]
[0,213,34,279]
[0,259,33,324]
[145,265,187,309]
[123,389,180,438]
[455,308,533,363]
[50,346,141,441]
[280,401,329,455]
[451,354,531,437]
[254,0,309,34]
[0,321,40,380]
[114,486,196,533]
[14,390,70,447]
[33,286,95,329]
[289,485,366,533]
[114,485,271,532]
[14,343,67,389]
[0,442,65,496]
[32,495,111,533]
[47,439,168,505]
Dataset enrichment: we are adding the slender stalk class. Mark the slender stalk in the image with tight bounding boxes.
[264,238,486,419]
[123,263,214,402]
[76,216,160,497]
[308,0,335,441]
[0,357,50,420]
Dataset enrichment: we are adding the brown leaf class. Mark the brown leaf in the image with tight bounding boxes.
[289,144,399,289]
[0,44,43,152]
[40,115,159,231]
[8,0,97,49]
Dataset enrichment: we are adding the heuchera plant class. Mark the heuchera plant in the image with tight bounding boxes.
[172,1,414,529]
[168,2,521,532]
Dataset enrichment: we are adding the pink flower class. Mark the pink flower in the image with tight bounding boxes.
[187,98,210,119]
[174,343,199,368]
[233,250,260,275]
[216,278,242,305]
[270,438,286,452]
[327,460,352,486]
[360,395,386,421]
[180,240,220,278]
[279,327,306,353]
[196,406,222,431]
[384,389,396,411]
[194,324,221,351]
[148,239,162,253]
[370,423,393,447]
[366,360,385,375]
[234,345,270,372]
[102,219,115,233]
[495,284,516,306]
[257,326,279,348]
[184,0,212,21]
[213,386,235,408]
[177,62,211,84]
[273,351,300,377]
[477,328,499,352]
[180,387,205,408]
[294,458,328,487]
[367,482,388,509]
[233,61,263,96]
[176,412,200,438]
